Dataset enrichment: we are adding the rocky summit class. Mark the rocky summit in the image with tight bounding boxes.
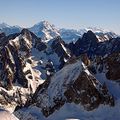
[25,59,114,117]
[0,22,119,120]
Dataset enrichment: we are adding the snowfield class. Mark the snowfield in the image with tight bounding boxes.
[0,109,18,120]
[15,101,120,120]
[15,60,120,120]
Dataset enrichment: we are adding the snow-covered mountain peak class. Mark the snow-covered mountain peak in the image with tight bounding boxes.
[29,21,60,40]
[35,20,55,27]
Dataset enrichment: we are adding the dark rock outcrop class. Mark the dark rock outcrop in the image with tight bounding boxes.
[88,52,120,81]
[0,29,33,89]
[0,29,42,111]
[27,59,114,117]
[74,30,98,56]
[68,31,120,57]
[51,36,71,68]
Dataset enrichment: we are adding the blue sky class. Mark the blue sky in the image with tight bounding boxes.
[0,0,120,33]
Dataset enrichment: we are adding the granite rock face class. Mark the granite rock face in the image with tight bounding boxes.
[0,29,33,89]
[0,29,41,111]
[69,31,120,57]
[27,58,114,117]
[89,53,120,81]
[0,28,119,119]
[0,29,72,112]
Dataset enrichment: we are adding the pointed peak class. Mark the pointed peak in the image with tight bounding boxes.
[36,20,47,25]
[21,28,31,34]
[33,20,55,28]
[29,20,60,40]
[40,20,50,24]
[82,30,96,37]
[87,30,95,34]
[81,30,99,43]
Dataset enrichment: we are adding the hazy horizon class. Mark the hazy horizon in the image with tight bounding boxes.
[0,0,120,34]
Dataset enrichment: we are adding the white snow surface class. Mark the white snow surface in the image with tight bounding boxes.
[0,109,19,120]
[95,73,120,99]
[29,21,60,41]
[15,101,120,120]
[36,60,83,108]
[15,60,120,120]
[61,43,71,57]
[31,46,60,79]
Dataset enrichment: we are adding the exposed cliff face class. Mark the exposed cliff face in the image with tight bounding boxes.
[68,31,120,83]
[105,53,120,80]
[0,29,33,89]
[68,31,120,57]
[0,29,72,112]
[0,29,72,90]
[31,36,72,79]
[89,53,120,81]
[0,29,42,112]
[24,59,114,117]
[51,36,71,69]
[72,30,98,56]
[0,28,120,120]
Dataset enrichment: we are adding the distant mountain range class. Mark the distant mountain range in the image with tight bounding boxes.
[0,22,22,35]
[0,21,119,43]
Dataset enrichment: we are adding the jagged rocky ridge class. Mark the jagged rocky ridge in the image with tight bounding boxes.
[24,58,114,117]
[0,29,72,112]
[89,52,120,81]
[0,27,120,119]
[0,29,42,111]
[68,30,120,56]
